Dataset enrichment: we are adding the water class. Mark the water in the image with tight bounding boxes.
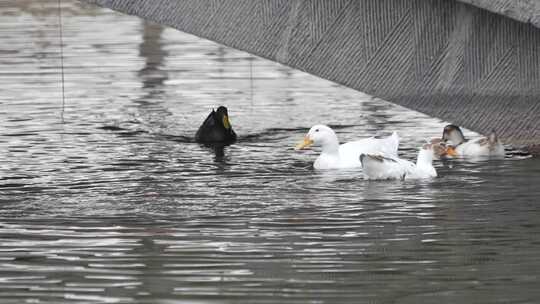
[1,1,540,303]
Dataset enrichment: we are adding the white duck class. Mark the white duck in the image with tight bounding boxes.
[360,144,437,180]
[442,125,505,157]
[295,125,399,169]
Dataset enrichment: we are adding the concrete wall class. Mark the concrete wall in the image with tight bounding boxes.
[458,0,540,29]
[83,0,540,152]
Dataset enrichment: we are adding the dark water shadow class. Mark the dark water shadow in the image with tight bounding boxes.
[199,142,234,162]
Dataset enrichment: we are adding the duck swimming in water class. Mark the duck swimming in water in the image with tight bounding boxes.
[442,124,505,158]
[195,106,237,143]
[360,143,437,180]
[294,124,399,169]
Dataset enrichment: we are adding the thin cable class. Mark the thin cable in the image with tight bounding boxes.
[249,56,253,107]
[57,0,66,122]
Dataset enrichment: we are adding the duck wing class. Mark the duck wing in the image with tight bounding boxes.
[360,153,413,180]
[338,132,399,164]
[457,137,504,157]
[195,111,218,142]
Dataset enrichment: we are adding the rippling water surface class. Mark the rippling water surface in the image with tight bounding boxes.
[1,1,540,303]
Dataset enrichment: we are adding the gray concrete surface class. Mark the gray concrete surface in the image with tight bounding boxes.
[458,0,540,29]
[82,0,540,153]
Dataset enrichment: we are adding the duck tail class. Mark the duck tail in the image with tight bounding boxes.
[391,131,399,141]
[390,131,400,155]
[488,129,498,145]
[417,146,433,166]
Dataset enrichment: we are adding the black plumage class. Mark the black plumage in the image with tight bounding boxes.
[195,106,237,143]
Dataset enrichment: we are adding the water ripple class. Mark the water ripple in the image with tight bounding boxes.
[0,1,539,303]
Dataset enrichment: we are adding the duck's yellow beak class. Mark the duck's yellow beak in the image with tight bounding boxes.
[295,136,314,150]
[446,146,458,157]
[222,115,231,129]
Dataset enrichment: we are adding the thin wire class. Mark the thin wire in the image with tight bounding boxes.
[57,0,66,122]
[249,56,253,107]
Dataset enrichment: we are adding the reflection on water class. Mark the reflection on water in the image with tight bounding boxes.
[1,1,540,303]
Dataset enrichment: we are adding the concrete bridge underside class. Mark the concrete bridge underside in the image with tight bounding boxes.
[83,0,540,153]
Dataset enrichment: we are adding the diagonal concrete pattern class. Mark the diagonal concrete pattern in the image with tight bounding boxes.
[82,0,540,154]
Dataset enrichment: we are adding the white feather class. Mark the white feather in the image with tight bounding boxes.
[360,146,437,180]
[455,138,505,157]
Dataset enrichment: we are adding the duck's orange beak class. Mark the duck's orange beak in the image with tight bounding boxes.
[295,136,314,150]
[445,146,458,157]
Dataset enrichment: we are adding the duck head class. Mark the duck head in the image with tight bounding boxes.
[295,125,339,151]
[430,137,458,158]
[442,124,466,146]
[215,106,232,130]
